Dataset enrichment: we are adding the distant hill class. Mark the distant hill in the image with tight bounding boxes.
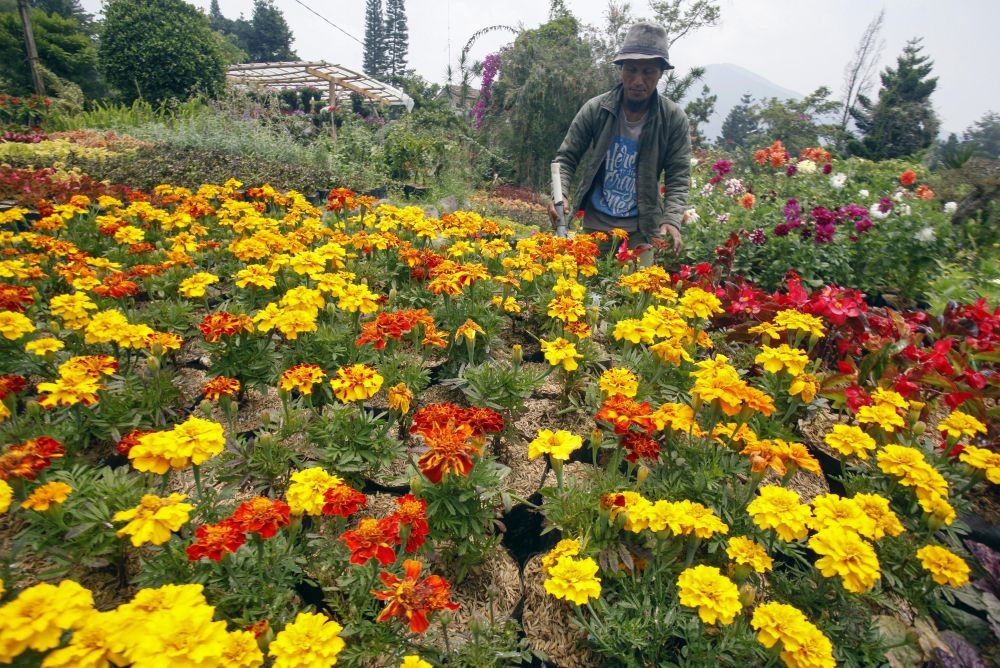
[680,63,804,145]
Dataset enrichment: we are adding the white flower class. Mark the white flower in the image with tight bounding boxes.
[858,189,870,198]
[916,227,936,242]
[830,173,847,189]
[683,208,700,223]
[899,204,912,216]
[869,203,891,220]
[724,178,746,197]
[944,201,958,214]
[690,158,700,167]
[797,159,817,174]
[700,182,714,197]
[892,190,907,202]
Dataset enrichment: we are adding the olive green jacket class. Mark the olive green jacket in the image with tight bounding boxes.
[554,83,691,239]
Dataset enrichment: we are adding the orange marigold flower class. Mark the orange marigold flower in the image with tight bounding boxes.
[899,170,917,186]
[621,432,661,464]
[417,421,483,483]
[387,494,429,553]
[198,311,253,343]
[330,363,384,402]
[594,396,654,435]
[740,193,756,209]
[0,283,33,312]
[339,517,398,566]
[186,519,247,561]
[372,559,460,633]
[230,496,290,539]
[915,184,935,200]
[0,436,64,481]
[322,481,367,517]
[279,363,326,395]
[203,376,240,401]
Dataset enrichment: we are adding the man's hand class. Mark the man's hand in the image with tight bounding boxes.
[659,223,683,253]
[547,199,569,225]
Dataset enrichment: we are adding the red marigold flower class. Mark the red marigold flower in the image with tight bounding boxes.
[231,496,291,539]
[0,436,64,481]
[186,519,247,561]
[899,170,917,186]
[0,374,27,400]
[462,407,504,437]
[410,403,465,437]
[387,494,430,553]
[595,396,654,435]
[322,482,367,517]
[372,559,460,633]
[621,432,662,464]
[199,312,253,343]
[416,421,483,484]
[203,376,240,400]
[340,517,398,566]
[326,187,358,212]
[0,284,34,312]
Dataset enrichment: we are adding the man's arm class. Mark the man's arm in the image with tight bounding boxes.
[659,109,692,233]
[552,101,598,209]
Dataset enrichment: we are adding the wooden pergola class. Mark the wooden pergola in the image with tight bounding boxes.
[226,61,414,140]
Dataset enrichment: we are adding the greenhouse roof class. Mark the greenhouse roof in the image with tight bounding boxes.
[226,61,414,112]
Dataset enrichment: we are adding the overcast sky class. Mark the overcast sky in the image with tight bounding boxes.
[80,0,1000,135]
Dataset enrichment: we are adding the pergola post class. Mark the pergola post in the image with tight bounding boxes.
[328,80,338,145]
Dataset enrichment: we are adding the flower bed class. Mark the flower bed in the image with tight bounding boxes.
[0,166,997,667]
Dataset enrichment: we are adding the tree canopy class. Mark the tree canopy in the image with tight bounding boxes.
[0,8,101,96]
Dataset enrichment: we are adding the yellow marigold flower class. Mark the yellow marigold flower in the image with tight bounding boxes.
[455,319,485,342]
[547,295,585,323]
[755,343,810,376]
[337,282,380,314]
[598,367,639,398]
[808,493,876,538]
[541,539,581,574]
[528,429,583,461]
[178,272,219,298]
[39,610,120,668]
[269,611,346,667]
[113,494,194,547]
[122,601,228,666]
[128,416,226,473]
[83,309,130,345]
[751,602,835,668]
[0,310,34,340]
[856,402,905,432]
[36,375,103,409]
[788,373,818,403]
[676,565,742,625]
[649,338,693,365]
[773,309,826,338]
[677,286,723,320]
[675,499,729,539]
[0,479,11,513]
[852,493,905,540]
[726,536,773,573]
[938,410,988,440]
[553,276,586,298]
[651,402,704,436]
[776,439,822,476]
[959,445,1000,484]
[916,544,970,587]
[21,481,72,511]
[388,383,413,415]
[601,491,652,533]
[286,467,341,516]
[25,337,64,355]
[48,292,97,329]
[543,555,602,605]
[400,656,432,668]
[612,318,656,345]
[824,424,877,460]
[918,492,956,526]
[747,486,812,542]
[747,320,783,341]
[330,363,383,402]
[219,629,264,668]
[871,386,909,411]
[0,580,94,663]
[118,323,156,350]
[539,337,583,372]
[809,526,881,593]
[235,264,278,289]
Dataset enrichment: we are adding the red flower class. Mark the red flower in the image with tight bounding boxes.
[186,519,247,561]
[339,517,398,566]
[387,494,429,553]
[416,421,483,483]
[621,432,661,464]
[844,384,872,413]
[372,559,459,633]
[0,284,34,312]
[199,312,253,343]
[0,374,27,400]
[231,497,291,539]
[322,482,367,517]
[899,170,917,186]
[594,396,654,435]
[462,407,504,437]
[410,403,465,437]
[0,436,64,481]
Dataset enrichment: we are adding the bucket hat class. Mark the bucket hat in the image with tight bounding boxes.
[613,22,673,70]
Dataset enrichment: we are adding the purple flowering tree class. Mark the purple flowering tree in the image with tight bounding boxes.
[472,53,501,129]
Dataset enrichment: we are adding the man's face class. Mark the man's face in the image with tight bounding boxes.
[620,60,664,103]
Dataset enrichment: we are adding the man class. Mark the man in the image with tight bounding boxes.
[548,22,691,255]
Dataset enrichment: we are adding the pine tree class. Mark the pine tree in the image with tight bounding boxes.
[718,93,759,149]
[246,0,296,62]
[362,0,386,77]
[848,38,939,159]
[383,0,408,80]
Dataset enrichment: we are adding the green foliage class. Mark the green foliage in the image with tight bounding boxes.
[0,9,102,98]
[306,403,403,475]
[963,110,1000,161]
[363,0,387,77]
[684,84,716,148]
[718,93,759,149]
[98,0,226,104]
[749,87,843,154]
[246,0,296,63]
[849,38,939,160]
[383,0,408,80]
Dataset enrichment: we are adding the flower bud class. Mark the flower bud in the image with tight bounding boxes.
[739,583,757,607]
[912,420,926,435]
[146,355,161,372]
[409,475,423,494]
[198,399,214,417]
[636,464,650,483]
[511,344,523,366]
[26,400,42,418]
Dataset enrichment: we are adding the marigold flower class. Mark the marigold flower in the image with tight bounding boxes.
[726,536,773,573]
[113,493,194,547]
[38,610,118,668]
[677,286,724,320]
[286,467,341,516]
[620,432,661,464]
[340,517,398,566]
[279,363,326,395]
[539,336,583,372]
[852,493,905,540]
[373,559,460,633]
[387,383,413,414]
[541,539,581,574]
[269,612,346,667]
[400,656,432,668]
[788,373,818,403]
[899,170,917,186]
[203,376,240,400]
[186,519,247,561]
[544,555,602,606]
[915,544,970,587]
[128,416,226,474]
[809,526,881,593]
[594,395,654,434]
[528,429,583,461]
[235,264,277,289]
[0,478,11,514]
[938,410,988,440]
[25,337,64,356]
[747,486,811,542]
[0,309,34,340]
[959,445,1000,484]
[598,367,639,398]
[824,424,877,460]
[231,496,290,539]
[0,580,94,662]
[455,318,485,341]
[751,601,836,668]
[417,421,483,483]
[755,344,810,376]
[386,494,429,553]
[219,629,264,668]
[547,295,586,323]
[322,481,367,517]
[676,565,742,625]
[330,363,383,402]
[856,402,905,432]
[21,480,72,511]
[199,311,254,342]
[178,272,219,298]
[772,309,826,338]
[808,493,877,538]
[0,436,64,481]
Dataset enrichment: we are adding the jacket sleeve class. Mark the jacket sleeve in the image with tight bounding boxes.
[553,100,597,206]
[659,108,692,231]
